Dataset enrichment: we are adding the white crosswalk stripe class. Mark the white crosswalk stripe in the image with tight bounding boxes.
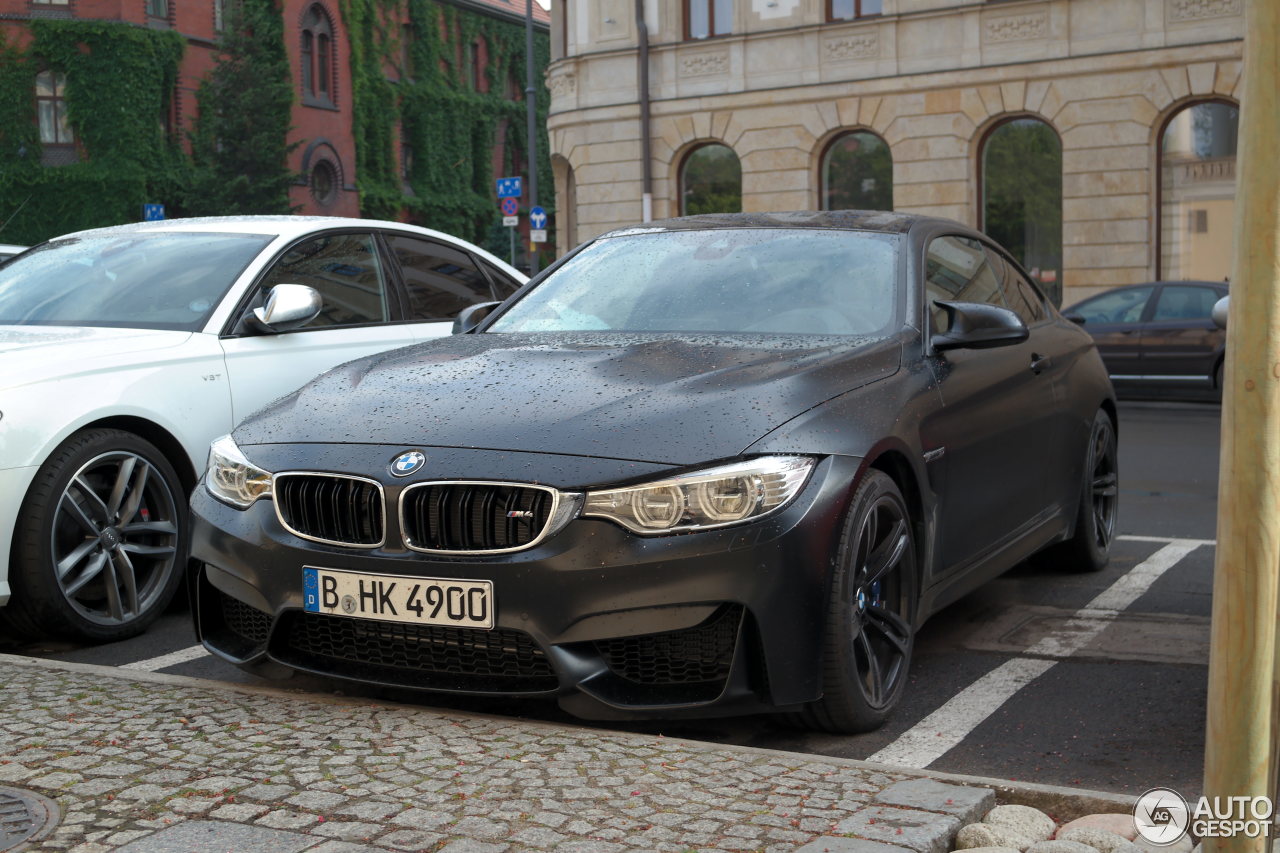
[121,644,210,672]
[866,539,1205,769]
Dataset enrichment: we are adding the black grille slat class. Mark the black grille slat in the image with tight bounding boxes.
[403,483,554,553]
[220,591,273,646]
[281,611,558,693]
[596,605,743,686]
[276,474,383,547]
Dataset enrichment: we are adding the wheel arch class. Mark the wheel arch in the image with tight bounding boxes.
[865,447,928,577]
[75,416,200,496]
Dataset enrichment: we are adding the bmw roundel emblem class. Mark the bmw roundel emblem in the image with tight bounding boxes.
[390,450,426,478]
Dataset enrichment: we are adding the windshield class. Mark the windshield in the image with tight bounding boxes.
[487,228,900,336]
[0,232,274,330]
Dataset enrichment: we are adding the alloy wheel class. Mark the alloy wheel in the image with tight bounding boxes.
[50,451,179,626]
[849,495,913,710]
[1088,419,1119,552]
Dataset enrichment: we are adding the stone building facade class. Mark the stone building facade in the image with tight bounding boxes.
[546,0,1243,304]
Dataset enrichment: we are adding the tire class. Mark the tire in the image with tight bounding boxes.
[4,428,187,642]
[1047,409,1118,573]
[795,470,918,733]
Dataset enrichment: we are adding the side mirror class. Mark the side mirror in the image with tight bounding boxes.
[1212,295,1229,330]
[246,284,322,334]
[453,301,500,334]
[1062,311,1087,326]
[932,301,1029,351]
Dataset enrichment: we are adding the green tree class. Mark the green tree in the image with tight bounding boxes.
[824,132,892,211]
[982,119,1063,304]
[682,144,741,215]
[183,0,297,215]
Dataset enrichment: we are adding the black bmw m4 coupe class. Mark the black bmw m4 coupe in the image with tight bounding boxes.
[189,211,1117,733]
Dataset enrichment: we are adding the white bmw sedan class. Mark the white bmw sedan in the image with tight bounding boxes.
[0,216,525,641]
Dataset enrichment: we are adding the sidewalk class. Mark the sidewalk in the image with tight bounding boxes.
[0,655,1134,853]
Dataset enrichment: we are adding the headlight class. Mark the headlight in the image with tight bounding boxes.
[205,435,273,509]
[581,456,814,535]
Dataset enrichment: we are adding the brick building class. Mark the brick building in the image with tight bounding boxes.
[0,0,549,239]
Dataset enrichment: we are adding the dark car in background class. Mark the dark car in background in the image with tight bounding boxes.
[1063,280,1228,398]
[188,211,1117,733]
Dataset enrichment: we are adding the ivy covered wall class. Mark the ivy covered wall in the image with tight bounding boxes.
[343,0,553,263]
[0,21,186,245]
[0,1,551,256]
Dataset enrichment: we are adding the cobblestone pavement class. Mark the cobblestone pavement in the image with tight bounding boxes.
[0,656,1004,853]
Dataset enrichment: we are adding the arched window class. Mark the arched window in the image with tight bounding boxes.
[680,144,741,215]
[301,5,335,105]
[1159,100,1238,282]
[821,131,892,211]
[980,117,1063,305]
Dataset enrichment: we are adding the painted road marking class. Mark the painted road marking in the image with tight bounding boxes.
[866,539,1205,769]
[121,644,210,672]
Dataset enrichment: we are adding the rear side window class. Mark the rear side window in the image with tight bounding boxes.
[386,235,493,321]
[257,232,389,328]
[480,260,522,299]
[1072,287,1153,325]
[924,235,1006,333]
[1152,284,1221,322]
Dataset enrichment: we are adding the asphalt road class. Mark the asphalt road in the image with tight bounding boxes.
[2,400,1221,799]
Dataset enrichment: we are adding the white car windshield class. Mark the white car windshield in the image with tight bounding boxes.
[487,228,900,336]
[0,232,273,331]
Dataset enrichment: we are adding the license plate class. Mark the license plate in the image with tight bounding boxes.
[302,567,493,629]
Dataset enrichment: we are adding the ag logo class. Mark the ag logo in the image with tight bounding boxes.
[1134,787,1190,845]
[390,450,426,478]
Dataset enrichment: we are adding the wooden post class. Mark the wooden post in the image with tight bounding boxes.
[1204,1,1280,850]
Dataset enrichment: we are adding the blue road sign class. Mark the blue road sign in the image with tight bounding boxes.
[500,197,519,216]
[142,203,165,221]
[529,206,548,230]
[496,177,522,198]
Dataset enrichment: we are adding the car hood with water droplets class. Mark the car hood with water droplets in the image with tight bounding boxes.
[233,332,900,465]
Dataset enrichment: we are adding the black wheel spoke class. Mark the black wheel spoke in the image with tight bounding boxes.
[865,518,908,586]
[857,629,884,703]
[865,605,911,657]
[1092,472,1117,497]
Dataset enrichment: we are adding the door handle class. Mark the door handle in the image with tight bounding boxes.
[1030,353,1052,374]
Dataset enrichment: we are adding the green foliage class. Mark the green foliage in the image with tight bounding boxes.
[341,0,552,261]
[823,132,893,212]
[183,0,298,216]
[982,119,1063,305]
[0,20,185,244]
[682,144,742,215]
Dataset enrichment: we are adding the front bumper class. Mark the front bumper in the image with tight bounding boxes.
[189,448,861,720]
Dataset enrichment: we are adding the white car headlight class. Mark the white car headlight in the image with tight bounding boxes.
[581,456,814,535]
[205,435,273,509]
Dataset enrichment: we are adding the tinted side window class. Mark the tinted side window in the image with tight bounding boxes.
[1152,285,1221,322]
[387,235,492,321]
[1071,286,1153,325]
[480,260,522,299]
[258,232,388,328]
[985,247,1046,325]
[924,235,1006,333]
